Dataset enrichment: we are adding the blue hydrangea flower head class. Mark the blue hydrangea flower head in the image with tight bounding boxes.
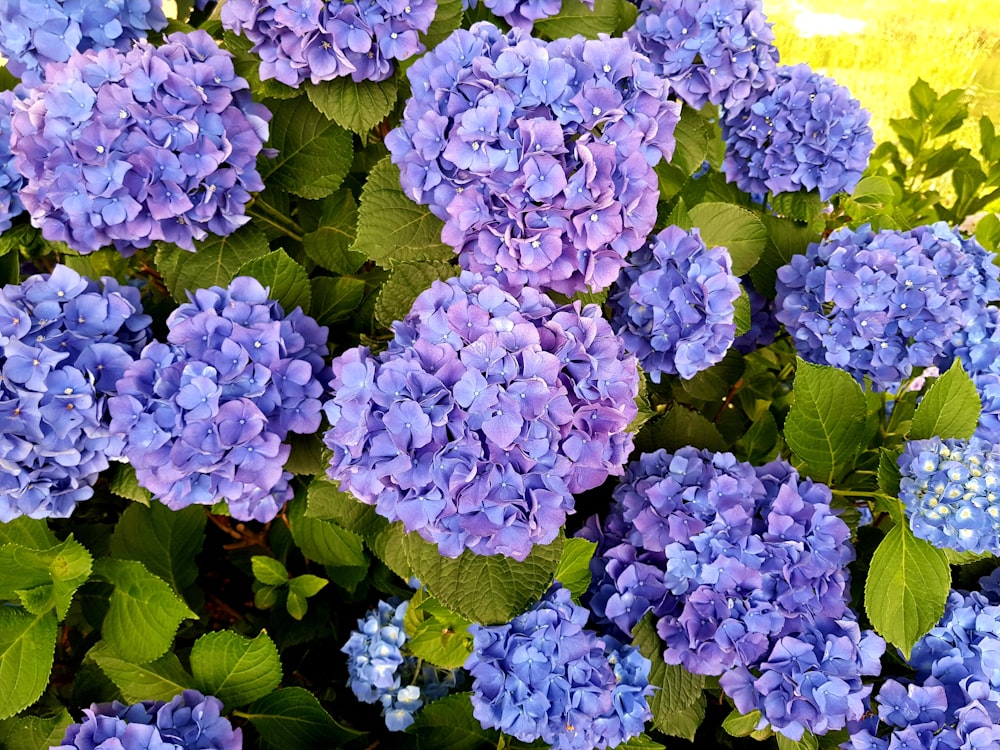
[324,272,639,560]
[0,264,150,521]
[0,0,168,86]
[342,599,460,731]
[221,0,437,86]
[608,224,741,381]
[465,585,652,750]
[54,690,241,750]
[462,0,593,30]
[9,31,271,255]
[775,222,1000,392]
[108,276,328,523]
[721,63,874,200]
[898,436,1000,556]
[627,0,780,110]
[0,88,25,233]
[386,22,681,295]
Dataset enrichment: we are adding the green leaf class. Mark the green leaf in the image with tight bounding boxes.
[244,687,363,747]
[289,575,328,599]
[750,214,820,297]
[0,710,71,750]
[236,249,312,314]
[306,478,384,539]
[0,536,92,619]
[287,496,368,571]
[255,585,280,610]
[688,203,768,275]
[737,410,779,465]
[89,641,194,703]
[94,558,197,664]
[911,359,981,440]
[631,614,705,733]
[191,630,283,708]
[534,0,629,39]
[554,538,597,600]
[375,260,457,328]
[301,190,364,274]
[404,532,563,624]
[109,464,151,506]
[776,730,819,750]
[156,226,270,302]
[734,288,751,337]
[722,708,763,737]
[944,548,994,565]
[769,191,826,223]
[0,518,56,550]
[679,349,745,402]
[637,407,727,454]
[306,76,398,135]
[417,0,464,52]
[310,276,367,326]
[865,523,950,658]
[351,156,454,268]
[251,556,289,587]
[411,692,497,750]
[404,590,474,669]
[286,591,308,620]
[975,212,1000,253]
[656,693,706,741]
[0,607,56,720]
[619,735,667,750]
[368,521,413,581]
[784,359,867,484]
[283,432,327,476]
[110,503,205,596]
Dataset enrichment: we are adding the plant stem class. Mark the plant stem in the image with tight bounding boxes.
[248,198,304,242]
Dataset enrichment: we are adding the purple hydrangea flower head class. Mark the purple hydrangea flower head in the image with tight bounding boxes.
[462,0,593,31]
[608,225,740,381]
[324,271,639,560]
[465,585,652,750]
[721,63,874,200]
[54,690,241,750]
[898,437,1000,556]
[733,276,779,354]
[0,0,167,87]
[0,264,149,521]
[108,276,328,523]
[0,89,25,233]
[626,0,779,110]
[385,22,681,295]
[221,0,437,86]
[9,31,271,255]
[775,222,1000,392]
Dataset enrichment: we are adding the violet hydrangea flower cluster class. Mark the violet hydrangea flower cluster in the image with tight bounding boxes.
[0,265,149,522]
[462,0,593,31]
[385,22,681,295]
[221,0,437,86]
[898,436,1000,556]
[53,690,241,750]
[342,599,460,731]
[465,585,652,750]
[627,0,779,110]
[323,272,639,560]
[9,30,271,255]
[721,63,874,200]
[775,222,1000,392]
[0,0,167,87]
[0,89,25,233]
[108,277,328,523]
[608,225,741,381]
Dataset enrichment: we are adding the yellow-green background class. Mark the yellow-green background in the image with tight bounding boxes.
[766,0,1000,149]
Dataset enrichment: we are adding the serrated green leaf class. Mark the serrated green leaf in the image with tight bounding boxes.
[911,359,981,440]
[0,518,56,550]
[306,478,384,538]
[776,730,819,750]
[236,249,312,314]
[0,710,71,750]
[737,411,779,465]
[0,607,56,720]
[156,226,270,302]
[94,558,197,664]
[410,692,497,750]
[89,641,194,703]
[351,156,453,268]
[554,538,596,600]
[375,260,457,328]
[251,556,289,587]
[722,708,763,737]
[688,203,768,275]
[865,523,950,658]
[62,247,133,282]
[534,0,627,38]
[637,407,727,454]
[191,630,283,708]
[368,521,412,580]
[750,215,820,297]
[734,288,751,338]
[878,447,903,499]
[109,464,151,506]
[244,687,363,747]
[404,590,474,669]
[404,532,563,625]
[784,359,867,484]
[632,614,705,732]
[302,190,363,274]
[259,97,353,199]
[110,503,205,596]
[283,432,327,476]
[306,76,398,135]
[944,548,994,565]
[619,735,667,750]
[0,537,92,619]
[287,496,367,571]
[656,693,706,741]
[310,276,367,326]
[289,575,328,599]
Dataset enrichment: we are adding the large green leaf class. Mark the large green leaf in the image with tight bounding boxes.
[89,641,194,703]
[301,190,364,274]
[351,156,453,268]
[93,559,197,664]
[310,276,367,326]
[534,0,630,39]
[554,538,597,600]
[190,630,282,708]
[784,359,867,484]
[410,693,497,750]
[305,478,385,540]
[865,523,950,658]
[110,503,205,596]
[0,536,92,619]
[404,533,563,625]
[631,613,705,736]
[0,607,56,720]
[0,518,56,550]
[911,359,981,440]
[287,497,367,571]
[374,260,457,328]
[156,226,270,302]
[404,590,474,669]
[417,0,464,51]
[109,464,151,506]
[688,203,768,275]
[636,407,727,454]
[237,249,312,314]
[776,731,819,750]
[306,77,398,135]
[244,687,363,748]
[0,710,71,750]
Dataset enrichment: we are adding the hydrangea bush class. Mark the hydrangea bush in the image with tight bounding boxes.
[0,1,995,749]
